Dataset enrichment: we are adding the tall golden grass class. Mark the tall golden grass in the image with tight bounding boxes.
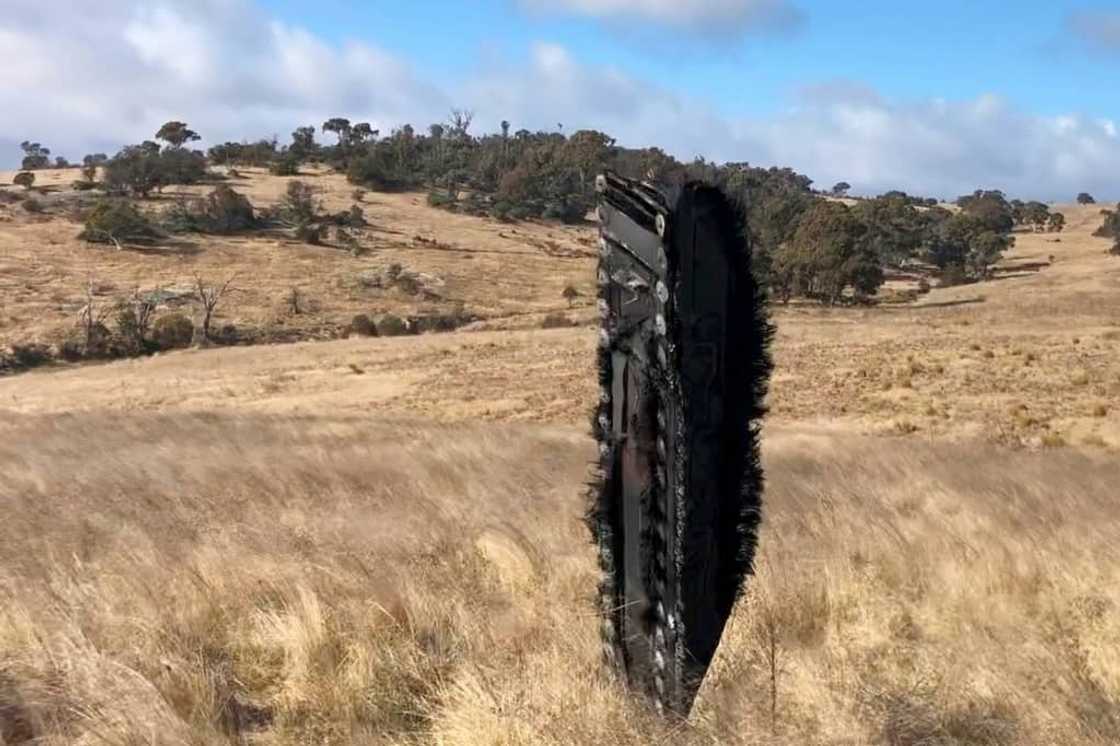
[2,414,1118,744]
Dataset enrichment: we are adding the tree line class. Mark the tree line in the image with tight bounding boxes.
[15,114,1090,303]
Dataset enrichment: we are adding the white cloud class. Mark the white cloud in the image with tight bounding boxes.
[517,0,804,35]
[0,0,448,162]
[1,1,1117,202]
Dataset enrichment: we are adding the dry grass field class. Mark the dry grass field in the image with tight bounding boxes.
[2,168,1119,744]
[0,166,596,349]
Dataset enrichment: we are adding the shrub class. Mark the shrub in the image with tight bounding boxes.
[294,222,325,245]
[21,197,44,214]
[13,172,35,190]
[541,312,575,329]
[427,189,454,208]
[328,204,367,228]
[113,293,158,354]
[939,264,970,287]
[376,314,410,336]
[79,199,162,245]
[270,155,300,176]
[410,307,476,333]
[10,343,52,368]
[157,147,207,186]
[543,197,591,224]
[198,185,256,233]
[282,181,318,223]
[72,322,114,359]
[152,313,194,350]
[350,314,377,337]
[103,144,162,197]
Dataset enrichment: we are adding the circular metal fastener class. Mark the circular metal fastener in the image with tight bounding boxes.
[598,328,610,347]
[655,314,667,336]
[655,280,669,304]
[597,412,609,432]
[655,213,666,237]
[595,174,608,193]
[598,236,611,257]
[597,299,609,318]
[598,268,610,287]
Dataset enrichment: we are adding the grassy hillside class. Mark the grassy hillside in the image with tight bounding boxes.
[2,415,1118,744]
[0,166,597,352]
[1,167,1119,743]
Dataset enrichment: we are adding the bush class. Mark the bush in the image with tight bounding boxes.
[427,189,454,208]
[376,313,410,336]
[152,313,194,350]
[79,199,162,245]
[10,343,52,368]
[198,185,256,233]
[103,144,162,197]
[543,197,591,224]
[269,155,300,176]
[939,264,970,287]
[164,186,256,235]
[157,147,208,186]
[541,313,576,329]
[282,181,318,223]
[69,322,114,359]
[21,197,44,214]
[350,314,377,337]
[328,204,366,228]
[294,222,325,245]
[410,307,476,333]
[13,172,35,190]
[72,180,99,191]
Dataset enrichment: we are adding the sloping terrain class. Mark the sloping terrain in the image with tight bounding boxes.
[1,414,1117,744]
[1,170,1119,743]
[0,166,596,351]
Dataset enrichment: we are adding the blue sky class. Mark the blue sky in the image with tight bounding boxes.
[258,0,1117,121]
[3,0,1119,199]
